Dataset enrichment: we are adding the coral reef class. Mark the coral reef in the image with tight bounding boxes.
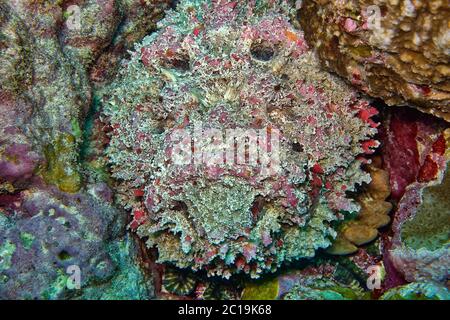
[380,281,450,300]
[327,157,392,255]
[0,0,171,193]
[0,0,448,301]
[241,256,375,300]
[162,267,197,296]
[389,170,450,284]
[380,107,449,285]
[298,0,450,121]
[104,0,379,278]
[238,238,449,300]
[0,0,170,299]
[0,183,153,299]
[282,277,368,300]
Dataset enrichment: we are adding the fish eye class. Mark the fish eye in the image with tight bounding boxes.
[250,40,275,61]
[164,54,191,72]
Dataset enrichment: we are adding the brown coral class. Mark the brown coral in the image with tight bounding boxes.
[298,0,450,121]
[327,157,392,255]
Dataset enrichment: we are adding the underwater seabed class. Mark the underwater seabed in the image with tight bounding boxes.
[0,0,448,300]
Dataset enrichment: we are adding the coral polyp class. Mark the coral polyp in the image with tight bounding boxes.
[104,0,379,278]
[162,267,198,296]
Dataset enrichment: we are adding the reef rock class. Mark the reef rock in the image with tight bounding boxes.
[327,157,392,255]
[0,0,170,299]
[298,0,450,121]
[380,281,450,300]
[0,183,153,299]
[380,107,449,284]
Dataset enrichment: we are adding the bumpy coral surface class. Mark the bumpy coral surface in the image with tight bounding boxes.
[0,0,170,299]
[298,0,450,121]
[0,183,152,299]
[380,108,449,285]
[241,259,373,300]
[327,157,392,255]
[380,281,450,300]
[104,0,379,278]
[389,169,450,284]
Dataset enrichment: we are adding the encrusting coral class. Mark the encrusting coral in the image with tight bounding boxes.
[104,0,380,278]
[0,182,151,299]
[381,110,449,285]
[389,167,450,284]
[298,0,450,121]
[0,0,170,299]
[327,157,392,255]
[380,281,450,300]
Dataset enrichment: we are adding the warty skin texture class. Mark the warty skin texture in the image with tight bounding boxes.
[104,0,379,278]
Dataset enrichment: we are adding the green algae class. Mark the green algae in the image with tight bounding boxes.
[42,134,82,193]
[241,277,279,300]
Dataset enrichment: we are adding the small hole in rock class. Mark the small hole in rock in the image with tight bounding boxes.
[58,250,72,261]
